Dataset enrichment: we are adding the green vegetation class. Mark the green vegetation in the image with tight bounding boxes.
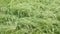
[0,0,60,34]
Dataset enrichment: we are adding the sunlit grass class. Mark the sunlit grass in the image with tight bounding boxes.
[0,0,60,34]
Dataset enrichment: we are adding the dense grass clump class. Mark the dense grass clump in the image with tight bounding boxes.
[0,0,60,34]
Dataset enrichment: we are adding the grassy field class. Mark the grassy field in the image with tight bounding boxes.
[0,0,60,34]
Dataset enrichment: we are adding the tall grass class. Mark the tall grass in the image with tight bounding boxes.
[0,0,60,34]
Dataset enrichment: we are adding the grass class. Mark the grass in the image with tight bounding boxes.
[0,0,60,34]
